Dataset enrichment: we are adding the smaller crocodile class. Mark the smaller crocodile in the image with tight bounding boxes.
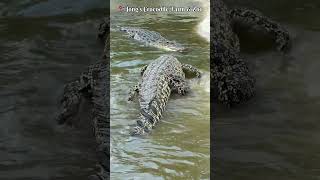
[119,27,186,52]
[128,54,201,136]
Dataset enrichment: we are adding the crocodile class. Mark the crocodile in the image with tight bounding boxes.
[57,18,110,180]
[211,0,290,106]
[119,27,186,52]
[128,54,201,136]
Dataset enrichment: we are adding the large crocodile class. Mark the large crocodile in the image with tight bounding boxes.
[211,0,290,106]
[119,27,186,52]
[128,54,201,135]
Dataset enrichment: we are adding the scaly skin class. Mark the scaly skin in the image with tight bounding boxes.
[120,27,185,52]
[211,0,290,106]
[57,18,110,180]
[129,55,201,136]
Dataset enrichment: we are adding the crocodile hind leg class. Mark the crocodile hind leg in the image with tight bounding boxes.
[169,75,190,95]
[128,83,140,101]
[128,65,146,101]
[57,81,82,124]
[57,69,92,125]
[229,8,290,51]
[182,64,201,78]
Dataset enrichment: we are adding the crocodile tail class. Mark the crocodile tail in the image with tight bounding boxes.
[131,80,171,136]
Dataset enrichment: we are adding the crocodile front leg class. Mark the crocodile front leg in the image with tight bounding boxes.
[182,64,201,78]
[128,83,140,101]
[169,75,190,95]
[229,8,290,51]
